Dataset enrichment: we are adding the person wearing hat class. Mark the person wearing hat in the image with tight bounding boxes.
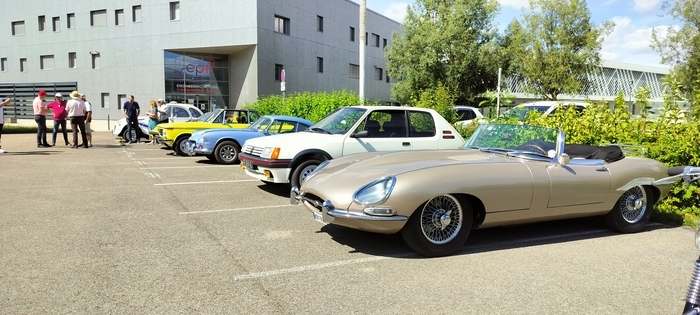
[47,93,71,146]
[33,90,51,148]
[65,91,88,149]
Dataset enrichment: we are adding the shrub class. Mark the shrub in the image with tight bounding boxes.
[245,90,370,123]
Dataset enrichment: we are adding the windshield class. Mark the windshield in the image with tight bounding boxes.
[248,117,273,131]
[464,124,559,156]
[501,105,550,120]
[194,110,219,122]
[308,107,367,135]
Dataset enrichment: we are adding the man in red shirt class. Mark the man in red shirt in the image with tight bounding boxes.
[47,93,70,146]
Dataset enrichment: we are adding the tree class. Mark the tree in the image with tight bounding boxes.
[506,0,613,100]
[651,0,700,105]
[386,0,502,105]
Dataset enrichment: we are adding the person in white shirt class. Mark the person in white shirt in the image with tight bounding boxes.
[156,99,168,124]
[66,91,88,149]
[81,94,93,147]
[0,97,12,153]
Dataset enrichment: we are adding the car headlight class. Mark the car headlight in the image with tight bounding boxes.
[352,176,396,206]
[261,147,281,159]
[302,160,330,184]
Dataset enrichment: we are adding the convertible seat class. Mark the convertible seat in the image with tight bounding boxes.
[564,144,625,163]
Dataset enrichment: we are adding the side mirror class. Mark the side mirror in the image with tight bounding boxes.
[352,130,368,138]
[557,153,570,165]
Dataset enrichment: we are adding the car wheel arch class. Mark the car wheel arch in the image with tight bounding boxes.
[288,149,332,179]
[452,193,486,228]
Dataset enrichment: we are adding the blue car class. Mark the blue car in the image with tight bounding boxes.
[186,115,313,164]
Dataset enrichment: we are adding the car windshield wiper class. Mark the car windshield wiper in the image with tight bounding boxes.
[481,148,516,154]
[308,127,332,134]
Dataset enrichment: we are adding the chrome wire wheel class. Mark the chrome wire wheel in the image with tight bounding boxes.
[219,144,237,162]
[420,195,463,245]
[620,186,648,224]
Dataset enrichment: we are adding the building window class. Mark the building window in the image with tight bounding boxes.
[115,9,124,26]
[20,58,27,72]
[274,15,290,35]
[101,93,110,109]
[67,13,75,29]
[118,94,126,110]
[52,17,60,32]
[386,74,390,83]
[317,57,323,73]
[275,64,284,81]
[12,21,25,36]
[1,58,7,72]
[132,5,142,23]
[38,15,46,32]
[317,15,323,32]
[68,52,76,68]
[40,55,54,70]
[372,33,380,47]
[365,32,368,45]
[383,38,388,48]
[91,10,107,27]
[91,54,101,69]
[349,27,355,42]
[375,67,383,80]
[170,2,180,21]
[349,64,359,79]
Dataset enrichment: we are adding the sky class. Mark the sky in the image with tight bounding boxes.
[366,0,677,68]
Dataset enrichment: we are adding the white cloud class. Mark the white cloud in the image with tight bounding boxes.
[633,0,661,14]
[383,2,410,23]
[600,16,674,66]
[498,0,530,10]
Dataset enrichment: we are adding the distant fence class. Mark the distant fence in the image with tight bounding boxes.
[0,82,78,121]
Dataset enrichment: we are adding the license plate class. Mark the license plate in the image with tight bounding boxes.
[243,160,254,169]
[311,211,325,224]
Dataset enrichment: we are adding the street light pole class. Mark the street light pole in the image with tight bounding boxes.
[359,0,366,105]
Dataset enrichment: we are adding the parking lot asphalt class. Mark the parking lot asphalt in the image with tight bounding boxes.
[0,131,697,314]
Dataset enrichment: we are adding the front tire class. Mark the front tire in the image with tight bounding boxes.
[401,195,473,257]
[604,185,653,233]
[291,159,321,188]
[214,141,241,164]
[173,136,190,156]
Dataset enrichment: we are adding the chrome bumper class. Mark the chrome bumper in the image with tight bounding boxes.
[290,186,407,222]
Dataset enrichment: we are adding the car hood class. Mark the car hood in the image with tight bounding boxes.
[244,131,342,147]
[302,149,508,191]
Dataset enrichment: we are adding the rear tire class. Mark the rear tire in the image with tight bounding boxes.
[604,185,653,233]
[214,141,241,164]
[401,195,473,257]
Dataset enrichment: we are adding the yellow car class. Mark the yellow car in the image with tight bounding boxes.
[156,108,259,155]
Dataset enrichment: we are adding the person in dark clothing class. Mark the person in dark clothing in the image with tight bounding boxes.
[122,95,142,143]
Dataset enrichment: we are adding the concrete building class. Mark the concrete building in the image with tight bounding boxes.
[0,0,401,127]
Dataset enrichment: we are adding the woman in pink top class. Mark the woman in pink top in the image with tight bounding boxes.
[47,93,71,146]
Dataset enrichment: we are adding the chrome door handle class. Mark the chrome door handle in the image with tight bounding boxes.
[596,166,608,172]
[402,142,410,146]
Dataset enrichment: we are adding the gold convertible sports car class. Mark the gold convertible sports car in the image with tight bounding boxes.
[291,123,689,257]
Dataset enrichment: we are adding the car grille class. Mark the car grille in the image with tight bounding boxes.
[303,193,324,211]
[242,144,264,157]
[159,129,165,136]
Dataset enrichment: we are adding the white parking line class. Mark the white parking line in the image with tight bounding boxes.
[233,253,416,281]
[141,165,231,170]
[154,179,258,186]
[179,204,292,215]
[232,225,660,281]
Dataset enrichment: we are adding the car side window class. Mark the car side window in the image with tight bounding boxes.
[457,109,475,121]
[172,107,189,118]
[189,108,201,118]
[408,111,436,137]
[356,110,406,138]
[248,112,259,122]
[267,120,298,134]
